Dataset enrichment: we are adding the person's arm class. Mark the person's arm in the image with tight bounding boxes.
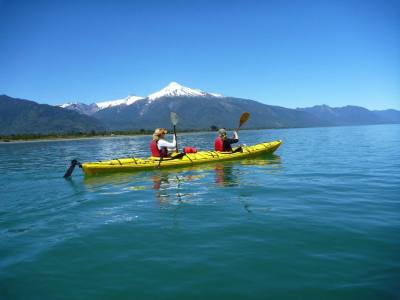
[158,137,176,150]
[225,138,239,145]
[226,131,239,145]
[232,131,239,140]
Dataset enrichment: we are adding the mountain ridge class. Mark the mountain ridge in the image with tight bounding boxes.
[0,95,106,135]
[93,96,324,131]
[1,82,399,135]
[298,104,400,126]
[58,82,223,115]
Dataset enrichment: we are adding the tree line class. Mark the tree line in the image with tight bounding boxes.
[1,126,221,141]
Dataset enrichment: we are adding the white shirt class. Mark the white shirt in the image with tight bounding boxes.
[157,136,176,150]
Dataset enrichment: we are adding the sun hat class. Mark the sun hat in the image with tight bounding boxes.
[218,128,227,136]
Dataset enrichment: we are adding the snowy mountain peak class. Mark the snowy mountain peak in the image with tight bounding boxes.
[58,82,225,115]
[58,95,144,115]
[59,102,75,108]
[96,95,143,109]
[166,82,183,89]
[57,102,99,115]
[147,82,216,101]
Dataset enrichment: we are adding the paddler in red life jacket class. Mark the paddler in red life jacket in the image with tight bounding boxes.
[214,128,240,152]
[150,128,176,157]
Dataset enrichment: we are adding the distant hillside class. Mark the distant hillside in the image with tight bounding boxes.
[94,96,323,130]
[373,109,400,124]
[0,95,106,135]
[298,105,400,126]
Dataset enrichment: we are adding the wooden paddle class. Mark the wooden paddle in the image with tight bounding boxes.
[236,112,250,132]
[230,112,250,153]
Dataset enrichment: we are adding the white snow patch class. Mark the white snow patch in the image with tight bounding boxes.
[58,102,78,108]
[59,103,71,108]
[210,93,224,98]
[96,95,143,109]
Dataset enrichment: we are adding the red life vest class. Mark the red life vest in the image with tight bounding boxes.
[150,140,168,157]
[214,137,223,151]
[150,140,161,157]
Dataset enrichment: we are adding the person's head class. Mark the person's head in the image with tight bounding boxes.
[218,128,227,140]
[152,128,168,141]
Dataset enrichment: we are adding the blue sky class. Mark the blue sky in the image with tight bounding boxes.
[0,0,399,109]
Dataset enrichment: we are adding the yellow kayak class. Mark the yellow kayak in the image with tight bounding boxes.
[81,140,282,175]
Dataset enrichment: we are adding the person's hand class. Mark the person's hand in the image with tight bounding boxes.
[233,131,238,139]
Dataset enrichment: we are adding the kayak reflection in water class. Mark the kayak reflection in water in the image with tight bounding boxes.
[214,128,242,153]
[149,128,176,157]
[151,173,173,204]
[151,171,204,204]
[215,163,239,187]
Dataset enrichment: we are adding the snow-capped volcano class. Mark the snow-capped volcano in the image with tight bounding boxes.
[58,82,224,115]
[147,82,223,101]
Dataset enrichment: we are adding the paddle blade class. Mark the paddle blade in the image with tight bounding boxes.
[170,112,178,126]
[239,112,250,127]
[63,159,80,178]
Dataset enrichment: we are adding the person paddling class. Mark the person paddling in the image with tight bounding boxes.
[214,128,241,152]
[150,128,176,157]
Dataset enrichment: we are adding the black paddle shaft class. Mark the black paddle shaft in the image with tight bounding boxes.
[63,159,81,178]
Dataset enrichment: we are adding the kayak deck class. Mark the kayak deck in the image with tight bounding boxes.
[81,140,282,175]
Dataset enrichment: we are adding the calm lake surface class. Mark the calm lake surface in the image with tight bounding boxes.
[1,124,399,299]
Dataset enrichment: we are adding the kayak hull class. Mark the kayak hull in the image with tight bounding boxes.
[81,140,282,175]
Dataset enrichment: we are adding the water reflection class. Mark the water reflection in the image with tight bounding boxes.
[150,169,211,205]
[240,154,281,166]
[214,163,239,187]
[82,155,281,205]
[83,172,143,189]
[151,172,182,204]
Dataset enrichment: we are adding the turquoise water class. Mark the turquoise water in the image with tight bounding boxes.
[1,124,399,299]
